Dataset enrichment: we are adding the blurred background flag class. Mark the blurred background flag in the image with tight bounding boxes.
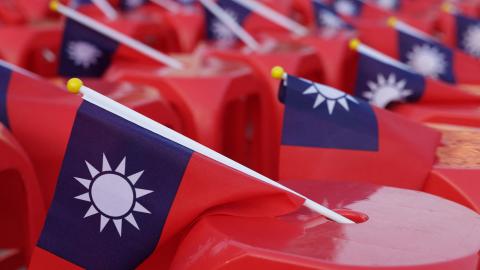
[59,18,120,77]
[204,0,252,44]
[349,40,480,107]
[312,0,353,31]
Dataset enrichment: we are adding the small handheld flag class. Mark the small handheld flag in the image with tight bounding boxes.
[51,0,184,76]
[201,0,260,50]
[274,67,440,190]
[349,39,480,107]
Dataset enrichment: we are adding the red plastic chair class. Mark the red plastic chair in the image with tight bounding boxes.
[0,23,62,77]
[171,180,480,269]
[105,56,272,175]
[0,123,45,268]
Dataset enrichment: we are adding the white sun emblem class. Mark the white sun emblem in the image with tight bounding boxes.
[212,9,239,43]
[74,154,153,236]
[67,41,102,69]
[124,0,144,8]
[318,10,344,30]
[406,44,447,79]
[375,0,397,10]
[302,80,358,114]
[463,24,480,57]
[363,73,413,107]
[334,0,356,16]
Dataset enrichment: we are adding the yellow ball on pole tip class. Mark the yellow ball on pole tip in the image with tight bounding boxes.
[441,2,454,13]
[387,16,398,27]
[349,38,361,51]
[271,66,285,80]
[67,78,83,94]
[49,0,59,11]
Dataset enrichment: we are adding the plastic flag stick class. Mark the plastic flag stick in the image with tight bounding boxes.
[349,38,412,71]
[50,1,184,69]
[230,0,309,36]
[91,0,118,20]
[66,78,355,224]
[199,0,261,51]
[387,17,432,40]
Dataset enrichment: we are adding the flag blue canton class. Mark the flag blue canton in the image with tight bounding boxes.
[0,65,11,129]
[455,14,480,58]
[58,19,119,78]
[71,0,92,7]
[37,101,193,269]
[119,0,148,11]
[312,0,353,30]
[331,0,363,17]
[398,30,455,83]
[280,75,379,151]
[354,52,425,106]
[205,0,252,41]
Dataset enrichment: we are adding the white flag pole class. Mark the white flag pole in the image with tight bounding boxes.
[387,17,432,40]
[230,0,309,36]
[90,0,118,20]
[66,78,354,224]
[348,38,412,71]
[199,0,261,51]
[149,0,182,13]
[50,1,185,70]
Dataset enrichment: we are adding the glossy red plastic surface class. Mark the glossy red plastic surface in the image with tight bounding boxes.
[171,180,480,269]
[0,23,62,77]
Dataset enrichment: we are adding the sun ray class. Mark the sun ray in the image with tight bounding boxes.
[367,81,378,91]
[135,188,153,198]
[84,205,98,218]
[100,215,110,232]
[75,193,91,202]
[113,219,123,236]
[346,95,358,103]
[378,74,386,85]
[85,161,99,178]
[313,95,326,108]
[128,171,144,185]
[115,157,126,174]
[125,213,139,230]
[74,177,91,189]
[337,98,350,111]
[134,202,151,214]
[326,100,336,114]
[102,153,112,172]
[396,79,406,89]
[303,86,318,95]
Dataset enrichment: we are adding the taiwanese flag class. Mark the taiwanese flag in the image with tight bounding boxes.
[278,74,440,190]
[204,0,252,44]
[312,0,353,31]
[58,18,120,77]
[347,42,480,108]
[357,20,480,84]
[29,86,303,269]
[438,11,480,59]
